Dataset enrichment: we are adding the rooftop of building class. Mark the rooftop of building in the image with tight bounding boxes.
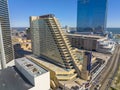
[26,55,71,73]
[66,33,106,40]
[39,14,55,18]
[15,57,48,77]
[30,14,55,19]
[25,55,85,76]
[0,67,33,90]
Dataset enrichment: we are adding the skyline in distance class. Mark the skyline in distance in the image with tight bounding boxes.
[9,0,120,28]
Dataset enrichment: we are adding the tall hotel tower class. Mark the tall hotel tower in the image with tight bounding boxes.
[77,0,108,34]
[0,0,14,69]
[30,14,82,77]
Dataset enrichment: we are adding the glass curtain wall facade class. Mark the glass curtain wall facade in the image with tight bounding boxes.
[0,0,14,69]
[77,0,108,34]
[30,14,81,77]
[30,15,65,67]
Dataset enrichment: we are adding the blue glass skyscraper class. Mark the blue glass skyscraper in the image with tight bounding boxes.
[77,0,108,34]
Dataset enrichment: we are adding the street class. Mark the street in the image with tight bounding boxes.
[90,45,120,90]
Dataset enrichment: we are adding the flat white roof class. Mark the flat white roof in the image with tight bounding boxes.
[15,57,48,77]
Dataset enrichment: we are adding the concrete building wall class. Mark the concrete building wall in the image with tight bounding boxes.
[0,0,14,69]
[30,72,50,90]
[15,60,35,85]
[67,34,100,51]
[67,34,114,53]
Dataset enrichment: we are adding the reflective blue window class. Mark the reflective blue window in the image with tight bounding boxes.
[77,0,108,34]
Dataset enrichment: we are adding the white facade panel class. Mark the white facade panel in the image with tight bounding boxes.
[15,57,50,90]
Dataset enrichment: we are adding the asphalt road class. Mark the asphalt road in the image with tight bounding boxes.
[90,45,120,90]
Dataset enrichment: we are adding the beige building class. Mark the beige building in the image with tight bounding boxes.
[30,14,92,89]
[12,37,32,51]
[21,42,31,51]
[30,14,82,70]
[66,34,107,51]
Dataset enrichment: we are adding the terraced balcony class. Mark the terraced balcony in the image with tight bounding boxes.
[45,17,82,77]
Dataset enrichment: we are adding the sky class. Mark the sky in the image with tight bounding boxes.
[8,0,120,27]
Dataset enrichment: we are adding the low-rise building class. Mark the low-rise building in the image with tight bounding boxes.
[0,67,33,90]
[21,42,32,51]
[0,57,50,90]
[96,39,115,53]
[66,34,115,53]
[15,57,50,90]
[13,43,32,59]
